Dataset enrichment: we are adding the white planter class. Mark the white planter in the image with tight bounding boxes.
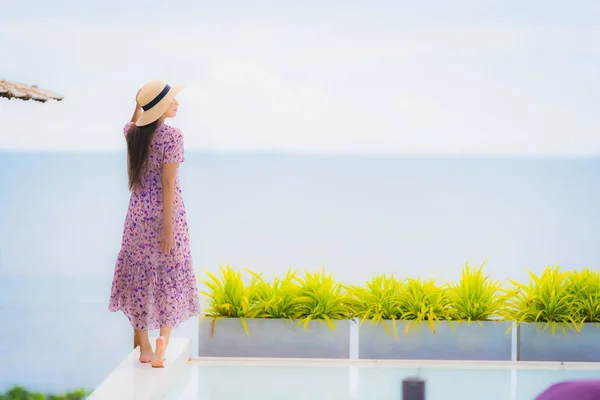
[517,322,600,362]
[358,320,513,360]
[198,317,352,358]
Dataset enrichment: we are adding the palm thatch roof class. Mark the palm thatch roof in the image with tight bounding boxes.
[0,79,63,102]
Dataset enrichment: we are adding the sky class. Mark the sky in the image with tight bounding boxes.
[1,0,600,155]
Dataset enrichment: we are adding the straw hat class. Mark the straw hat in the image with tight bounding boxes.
[135,80,183,127]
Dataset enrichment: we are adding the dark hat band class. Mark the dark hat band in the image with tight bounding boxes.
[142,84,171,111]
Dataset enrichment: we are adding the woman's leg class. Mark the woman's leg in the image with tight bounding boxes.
[160,326,172,347]
[135,329,153,363]
[151,326,172,368]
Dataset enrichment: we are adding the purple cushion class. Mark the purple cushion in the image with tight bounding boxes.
[535,380,600,400]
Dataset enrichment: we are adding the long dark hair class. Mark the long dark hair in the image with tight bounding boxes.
[126,121,158,190]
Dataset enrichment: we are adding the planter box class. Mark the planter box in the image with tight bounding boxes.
[517,322,600,362]
[358,320,513,360]
[198,317,351,358]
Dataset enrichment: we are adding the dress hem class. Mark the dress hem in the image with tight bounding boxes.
[109,306,202,331]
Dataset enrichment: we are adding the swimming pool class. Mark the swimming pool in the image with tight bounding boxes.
[88,339,600,400]
[167,359,600,400]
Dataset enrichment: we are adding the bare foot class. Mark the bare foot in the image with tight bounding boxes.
[151,336,167,368]
[139,346,153,363]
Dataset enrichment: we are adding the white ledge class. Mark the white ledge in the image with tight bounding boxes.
[189,356,600,370]
[88,338,190,400]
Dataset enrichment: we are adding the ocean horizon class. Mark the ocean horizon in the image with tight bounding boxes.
[1,151,599,393]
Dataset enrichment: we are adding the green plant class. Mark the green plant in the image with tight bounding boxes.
[200,264,253,335]
[246,268,300,319]
[292,266,357,332]
[446,261,508,324]
[567,268,600,323]
[199,266,357,335]
[47,389,89,400]
[398,277,454,334]
[198,264,599,339]
[505,266,583,334]
[0,386,44,400]
[0,386,89,400]
[351,273,405,339]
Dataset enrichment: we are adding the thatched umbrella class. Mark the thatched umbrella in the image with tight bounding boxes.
[0,79,63,102]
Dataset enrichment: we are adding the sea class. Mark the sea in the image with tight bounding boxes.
[1,152,599,394]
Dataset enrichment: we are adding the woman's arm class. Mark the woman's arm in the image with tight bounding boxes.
[160,162,178,254]
[130,89,142,123]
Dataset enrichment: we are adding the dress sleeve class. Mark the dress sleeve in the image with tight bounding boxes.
[123,121,134,138]
[163,127,185,164]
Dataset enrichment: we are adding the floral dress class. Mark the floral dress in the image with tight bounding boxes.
[109,122,201,330]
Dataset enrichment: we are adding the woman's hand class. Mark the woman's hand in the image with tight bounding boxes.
[161,227,175,255]
[130,88,143,122]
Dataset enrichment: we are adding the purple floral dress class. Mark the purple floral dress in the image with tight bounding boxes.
[109,122,201,331]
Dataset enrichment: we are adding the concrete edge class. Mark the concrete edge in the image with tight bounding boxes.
[88,338,191,400]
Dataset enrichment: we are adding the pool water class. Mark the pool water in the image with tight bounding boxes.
[167,361,600,400]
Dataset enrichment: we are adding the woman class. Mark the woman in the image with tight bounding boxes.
[109,80,201,368]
